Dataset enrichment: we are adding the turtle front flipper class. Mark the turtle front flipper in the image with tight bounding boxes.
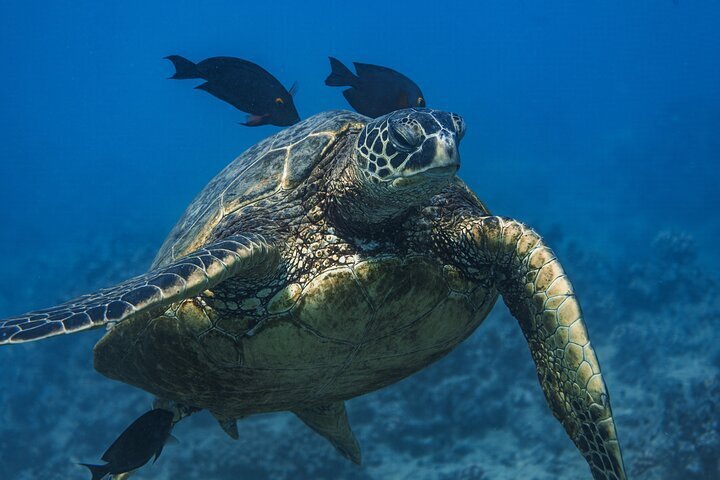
[445,216,626,480]
[0,235,278,345]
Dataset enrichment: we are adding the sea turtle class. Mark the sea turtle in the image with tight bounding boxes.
[0,108,626,479]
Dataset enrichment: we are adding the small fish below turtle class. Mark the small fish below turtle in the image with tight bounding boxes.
[165,55,300,127]
[325,56,425,117]
[80,408,176,480]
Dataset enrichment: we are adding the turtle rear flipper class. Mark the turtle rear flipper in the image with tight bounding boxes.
[0,235,278,345]
[293,402,361,464]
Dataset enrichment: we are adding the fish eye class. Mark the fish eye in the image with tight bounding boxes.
[275,97,285,107]
[417,97,425,107]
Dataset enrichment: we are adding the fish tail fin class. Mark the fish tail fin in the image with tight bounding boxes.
[79,463,109,480]
[164,55,200,79]
[325,57,357,87]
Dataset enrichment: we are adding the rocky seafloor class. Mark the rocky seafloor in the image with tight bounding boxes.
[0,226,717,480]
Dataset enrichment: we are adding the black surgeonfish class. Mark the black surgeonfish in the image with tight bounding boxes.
[165,55,300,127]
[325,57,426,118]
[80,408,175,480]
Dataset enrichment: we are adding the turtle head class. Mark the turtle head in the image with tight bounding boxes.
[357,108,463,186]
[330,108,465,231]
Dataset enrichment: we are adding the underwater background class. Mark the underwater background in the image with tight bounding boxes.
[0,0,718,478]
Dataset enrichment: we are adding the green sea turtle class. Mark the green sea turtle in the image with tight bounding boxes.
[0,108,626,479]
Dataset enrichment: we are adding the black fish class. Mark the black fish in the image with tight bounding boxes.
[80,408,175,480]
[165,55,300,127]
[325,57,426,118]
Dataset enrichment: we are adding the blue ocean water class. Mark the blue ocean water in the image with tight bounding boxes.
[0,1,718,479]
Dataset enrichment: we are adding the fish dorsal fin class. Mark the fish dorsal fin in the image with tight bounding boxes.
[288,81,299,97]
[352,61,402,78]
[292,402,361,464]
[204,56,275,79]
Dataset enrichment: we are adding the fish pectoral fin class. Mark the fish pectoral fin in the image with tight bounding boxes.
[165,434,180,446]
[240,113,271,127]
[292,402,361,465]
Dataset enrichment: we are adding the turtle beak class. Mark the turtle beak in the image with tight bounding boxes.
[422,164,459,178]
[418,133,460,178]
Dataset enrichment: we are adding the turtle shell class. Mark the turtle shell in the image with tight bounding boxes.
[153,110,367,268]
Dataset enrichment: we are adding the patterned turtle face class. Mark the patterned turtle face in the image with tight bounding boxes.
[356,108,465,184]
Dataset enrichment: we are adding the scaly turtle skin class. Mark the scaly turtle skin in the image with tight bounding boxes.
[0,109,627,479]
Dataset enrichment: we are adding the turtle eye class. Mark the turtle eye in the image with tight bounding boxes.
[388,121,421,152]
[417,96,425,107]
[275,97,285,107]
